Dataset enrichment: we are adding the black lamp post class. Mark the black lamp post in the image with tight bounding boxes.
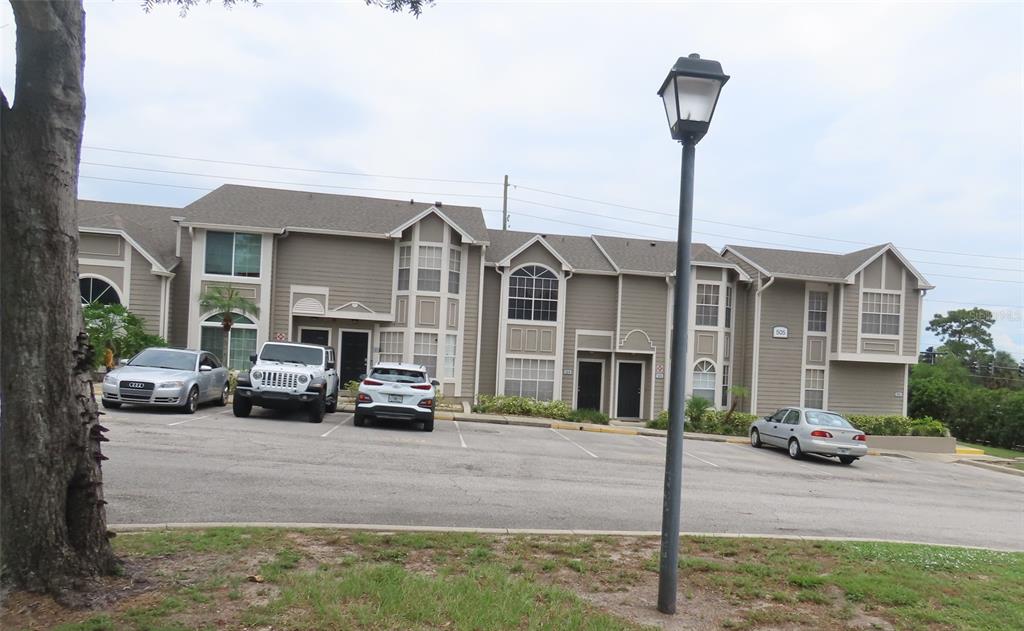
[656,53,729,615]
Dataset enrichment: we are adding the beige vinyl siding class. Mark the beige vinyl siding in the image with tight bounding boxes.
[841,275,859,353]
[79,233,123,258]
[129,248,163,335]
[271,233,394,335]
[883,252,902,290]
[460,246,482,392]
[510,242,562,272]
[168,226,191,346]
[828,362,906,415]
[619,274,667,418]
[755,279,804,415]
[79,264,125,294]
[562,274,618,406]
[903,279,920,356]
[831,286,841,353]
[477,269,501,396]
[732,282,754,411]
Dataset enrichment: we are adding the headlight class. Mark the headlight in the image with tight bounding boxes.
[159,381,185,389]
[252,370,263,379]
[103,374,118,385]
[298,374,309,384]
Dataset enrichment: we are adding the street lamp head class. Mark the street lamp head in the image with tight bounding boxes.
[658,53,729,144]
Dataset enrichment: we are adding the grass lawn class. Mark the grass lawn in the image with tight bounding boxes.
[958,441,1024,460]
[3,528,1021,630]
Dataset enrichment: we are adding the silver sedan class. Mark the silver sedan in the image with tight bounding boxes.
[749,407,868,465]
[101,348,229,414]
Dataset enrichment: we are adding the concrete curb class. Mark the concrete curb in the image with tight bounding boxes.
[105,523,1022,552]
[957,459,1024,478]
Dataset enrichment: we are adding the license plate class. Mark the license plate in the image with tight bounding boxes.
[838,447,849,454]
[388,394,403,403]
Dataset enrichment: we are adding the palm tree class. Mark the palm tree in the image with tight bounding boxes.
[198,284,260,363]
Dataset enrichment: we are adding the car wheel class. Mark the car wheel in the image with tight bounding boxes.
[101,399,121,410]
[182,387,199,414]
[325,394,337,414]
[750,428,762,448]
[421,417,434,432]
[232,396,252,418]
[217,383,229,406]
[788,438,803,460]
[353,413,366,427]
[307,395,325,424]
[838,455,857,465]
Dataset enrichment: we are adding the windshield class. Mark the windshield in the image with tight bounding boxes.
[260,343,323,366]
[805,411,855,429]
[370,368,426,384]
[129,349,196,371]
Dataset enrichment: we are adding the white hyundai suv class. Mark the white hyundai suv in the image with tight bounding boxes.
[354,362,439,432]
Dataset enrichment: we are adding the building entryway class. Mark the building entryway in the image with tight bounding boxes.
[576,360,603,411]
[616,361,643,418]
[339,330,369,385]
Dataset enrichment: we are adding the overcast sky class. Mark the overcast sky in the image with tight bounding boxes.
[2,0,1022,356]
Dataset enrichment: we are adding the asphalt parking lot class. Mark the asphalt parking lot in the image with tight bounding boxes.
[101,403,1024,550]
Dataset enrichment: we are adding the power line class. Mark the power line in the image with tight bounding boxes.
[83,146,502,186]
[925,298,1023,310]
[80,175,214,191]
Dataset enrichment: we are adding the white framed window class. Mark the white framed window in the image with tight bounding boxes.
[808,291,828,333]
[417,246,443,292]
[200,313,257,369]
[448,248,462,294]
[205,231,261,277]
[379,331,404,364]
[508,265,558,322]
[397,245,411,291]
[861,292,900,336]
[444,334,458,378]
[692,360,716,403]
[724,332,731,360]
[696,284,719,327]
[724,286,733,328]
[504,358,555,401]
[721,364,730,407]
[80,276,121,305]
[805,369,825,409]
[413,332,438,377]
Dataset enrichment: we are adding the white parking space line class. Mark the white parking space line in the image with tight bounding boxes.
[685,450,720,468]
[549,428,598,458]
[453,421,468,449]
[167,414,214,427]
[320,417,350,437]
[638,435,663,446]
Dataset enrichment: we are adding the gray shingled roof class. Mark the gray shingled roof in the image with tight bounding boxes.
[485,230,616,272]
[592,236,728,274]
[182,184,490,243]
[78,200,180,271]
[725,244,886,280]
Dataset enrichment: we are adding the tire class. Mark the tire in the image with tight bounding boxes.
[421,417,434,432]
[353,413,365,427]
[101,399,121,410]
[750,429,762,448]
[838,455,857,465]
[182,387,199,414]
[233,395,252,418]
[307,395,325,424]
[788,438,803,460]
[217,383,229,406]
[325,393,338,414]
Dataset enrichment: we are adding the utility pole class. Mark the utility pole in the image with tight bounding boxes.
[502,174,509,230]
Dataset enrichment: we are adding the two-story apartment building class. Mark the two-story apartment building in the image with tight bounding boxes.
[77,184,932,419]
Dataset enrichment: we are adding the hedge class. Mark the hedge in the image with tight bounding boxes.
[910,369,1024,450]
[647,409,758,435]
[473,395,572,420]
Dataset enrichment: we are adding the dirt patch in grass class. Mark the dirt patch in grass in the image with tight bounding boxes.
[3,528,1021,630]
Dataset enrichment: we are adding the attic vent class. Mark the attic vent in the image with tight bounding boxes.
[434,201,443,207]
[650,242,656,247]
[409,199,415,204]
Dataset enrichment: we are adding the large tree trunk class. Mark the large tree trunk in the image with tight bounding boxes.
[1,0,118,594]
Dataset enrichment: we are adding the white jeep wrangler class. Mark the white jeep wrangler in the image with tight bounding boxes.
[233,341,339,423]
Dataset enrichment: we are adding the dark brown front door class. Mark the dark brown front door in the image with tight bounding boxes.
[616,362,642,418]
[577,361,602,411]
[339,331,369,385]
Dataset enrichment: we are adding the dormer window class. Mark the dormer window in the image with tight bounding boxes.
[508,265,558,322]
[205,231,260,277]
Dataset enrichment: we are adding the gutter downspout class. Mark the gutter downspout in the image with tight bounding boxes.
[750,275,775,414]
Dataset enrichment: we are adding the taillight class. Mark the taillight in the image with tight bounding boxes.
[357,393,372,403]
[418,398,434,409]
[853,434,867,442]
[810,430,833,438]
[411,384,432,390]
[362,378,383,386]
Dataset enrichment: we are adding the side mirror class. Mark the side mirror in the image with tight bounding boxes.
[249,354,258,363]
[431,379,440,387]
[199,365,212,372]
[117,359,128,367]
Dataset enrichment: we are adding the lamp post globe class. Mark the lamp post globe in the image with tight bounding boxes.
[656,53,728,616]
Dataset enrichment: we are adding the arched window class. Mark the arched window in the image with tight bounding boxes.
[508,265,558,321]
[200,313,257,369]
[692,360,716,404]
[80,277,121,305]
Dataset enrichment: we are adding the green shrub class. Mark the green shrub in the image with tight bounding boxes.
[647,411,669,431]
[343,380,361,398]
[84,302,166,369]
[566,408,609,425]
[907,417,949,437]
[474,395,572,420]
[646,405,756,435]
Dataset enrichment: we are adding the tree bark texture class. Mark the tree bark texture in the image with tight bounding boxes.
[1,0,118,593]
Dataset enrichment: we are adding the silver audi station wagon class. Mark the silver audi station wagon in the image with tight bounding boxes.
[101,347,230,414]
